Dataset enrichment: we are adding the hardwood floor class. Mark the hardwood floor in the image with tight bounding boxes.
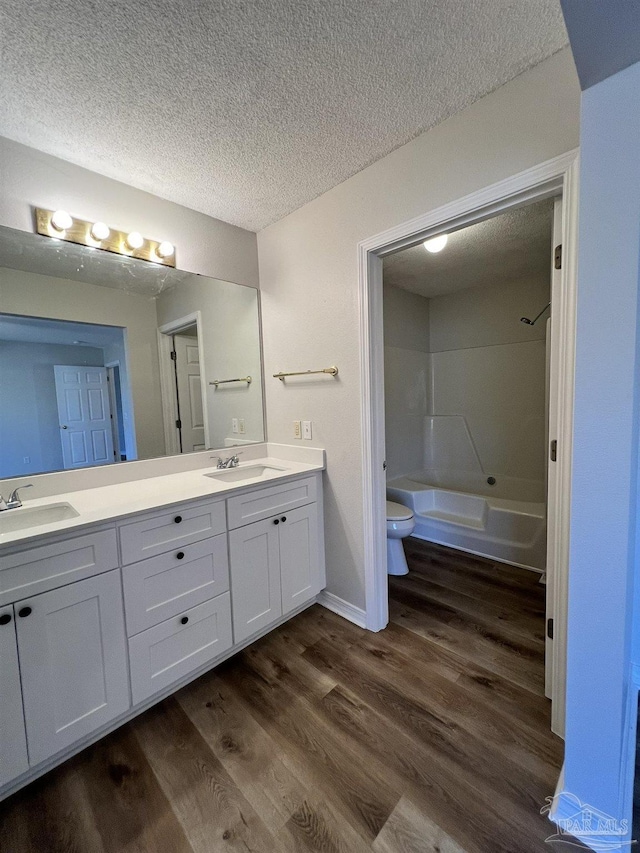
[1,540,568,852]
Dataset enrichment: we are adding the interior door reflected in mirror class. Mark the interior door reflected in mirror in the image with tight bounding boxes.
[0,225,265,479]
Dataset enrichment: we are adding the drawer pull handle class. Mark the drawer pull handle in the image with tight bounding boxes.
[180,616,189,625]
[176,551,185,560]
[0,613,11,626]
[273,518,280,525]
[18,606,32,619]
[174,515,183,524]
[281,516,287,522]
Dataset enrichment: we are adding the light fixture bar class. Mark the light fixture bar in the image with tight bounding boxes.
[35,208,176,267]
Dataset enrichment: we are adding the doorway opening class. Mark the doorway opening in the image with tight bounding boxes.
[358,151,578,739]
[157,311,209,455]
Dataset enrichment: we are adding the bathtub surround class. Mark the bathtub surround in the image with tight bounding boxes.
[384,273,550,491]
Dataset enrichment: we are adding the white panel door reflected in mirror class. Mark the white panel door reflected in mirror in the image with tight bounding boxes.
[0,225,265,479]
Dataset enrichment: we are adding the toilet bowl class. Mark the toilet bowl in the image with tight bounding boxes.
[386,500,415,576]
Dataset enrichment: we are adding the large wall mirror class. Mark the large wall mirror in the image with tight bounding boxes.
[0,225,265,479]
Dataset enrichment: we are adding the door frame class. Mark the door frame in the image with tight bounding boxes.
[357,149,579,736]
[157,311,209,454]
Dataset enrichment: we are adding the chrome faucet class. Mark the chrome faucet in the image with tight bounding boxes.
[0,484,34,511]
[214,453,242,469]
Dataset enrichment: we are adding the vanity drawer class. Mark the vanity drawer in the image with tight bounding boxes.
[128,592,233,705]
[226,476,317,529]
[122,533,229,636]
[0,529,118,606]
[119,499,226,565]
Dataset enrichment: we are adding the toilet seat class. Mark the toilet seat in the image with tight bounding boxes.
[386,500,413,521]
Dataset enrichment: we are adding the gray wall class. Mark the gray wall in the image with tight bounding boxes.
[0,341,104,477]
[258,48,580,610]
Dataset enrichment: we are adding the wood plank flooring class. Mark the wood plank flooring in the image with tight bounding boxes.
[1,540,568,852]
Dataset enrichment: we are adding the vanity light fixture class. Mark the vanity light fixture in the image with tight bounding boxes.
[424,233,448,253]
[126,231,144,250]
[90,221,110,241]
[156,240,174,259]
[51,209,73,232]
[34,208,176,267]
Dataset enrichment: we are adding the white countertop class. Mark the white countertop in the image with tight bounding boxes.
[0,454,324,550]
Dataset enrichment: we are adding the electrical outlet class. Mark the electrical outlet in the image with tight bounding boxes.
[293,420,302,439]
[302,420,312,440]
[239,418,245,434]
[23,456,30,464]
[232,418,239,434]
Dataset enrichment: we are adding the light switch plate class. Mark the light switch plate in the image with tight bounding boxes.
[293,420,302,439]
[302,420,312,440]
[239,418,245,434]
[232,418,239,434]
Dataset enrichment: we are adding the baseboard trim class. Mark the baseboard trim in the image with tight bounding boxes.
[317,590,367,628]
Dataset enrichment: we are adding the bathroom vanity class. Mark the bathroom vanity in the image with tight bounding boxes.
[0,448,325,799]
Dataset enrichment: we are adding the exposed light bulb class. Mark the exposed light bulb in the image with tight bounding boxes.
[51,210,73,231]
[424,233,448,253]
[126,231,144,250]
[156,241,174,259]
[91,221,110,241]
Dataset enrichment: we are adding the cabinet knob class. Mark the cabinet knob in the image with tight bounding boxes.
[18,606,32,618]
[281,516,287,522]
[176,551,185,560]
[0,613,11,625]
[180,616,189,625]
[174,515,183,524]
[273,518,280,525]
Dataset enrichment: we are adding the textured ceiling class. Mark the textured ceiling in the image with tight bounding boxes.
[0,1,567,231]
[383,198,554,298]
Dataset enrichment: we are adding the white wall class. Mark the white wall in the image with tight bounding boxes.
[1,267,165,462]
[561,60,640,839]
[383,284,431,479]
[0,137,259,287]
[258,48,580,608]
[0,340,104,477]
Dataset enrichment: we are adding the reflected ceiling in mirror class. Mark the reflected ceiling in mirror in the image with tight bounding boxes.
[0,226,265,480]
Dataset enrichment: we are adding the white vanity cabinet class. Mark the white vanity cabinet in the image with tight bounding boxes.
[228,477,323,643]
[0,467,325,800]
[118,497,233,706]
[0,605,29,787]
[15,569,130,766]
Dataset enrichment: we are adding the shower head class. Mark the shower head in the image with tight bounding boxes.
[520,302,550,326]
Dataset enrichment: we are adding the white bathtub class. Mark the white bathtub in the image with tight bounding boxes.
[387,472,546,571]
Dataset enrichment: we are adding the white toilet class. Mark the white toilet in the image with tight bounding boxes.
[386,500,415,576]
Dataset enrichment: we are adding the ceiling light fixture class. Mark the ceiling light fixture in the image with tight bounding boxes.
[35,208,176,267]
[424,233,448,253]
[51,210,73,232]
[90,221,110,241]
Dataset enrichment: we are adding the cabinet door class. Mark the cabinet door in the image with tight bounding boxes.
[0,605,29,788]
[16,570,130,765]
[229,518,282,643]
[279,504,321,616]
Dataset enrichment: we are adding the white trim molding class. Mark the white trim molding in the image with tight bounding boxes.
[316,591,367,629]
[356,148,580,740]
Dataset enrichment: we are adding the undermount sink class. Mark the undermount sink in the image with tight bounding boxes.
[0,502,80,534]
[204,464,287,483]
